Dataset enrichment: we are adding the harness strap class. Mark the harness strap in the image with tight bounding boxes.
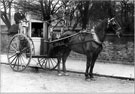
[49,32,80,43]
[50,29,103,46]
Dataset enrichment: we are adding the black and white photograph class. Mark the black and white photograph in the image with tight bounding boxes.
[0,0,134,93]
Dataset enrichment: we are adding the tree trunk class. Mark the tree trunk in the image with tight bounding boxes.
[1,12,11,29]
[8,2,12,23]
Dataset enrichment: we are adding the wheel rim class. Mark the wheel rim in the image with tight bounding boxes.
[7,34,32,72]
[38,58,58,70]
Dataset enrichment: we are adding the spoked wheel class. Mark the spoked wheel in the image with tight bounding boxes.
[7,34,32,72]
[38,58,59,70]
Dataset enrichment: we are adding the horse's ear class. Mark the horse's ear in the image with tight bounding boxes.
[110,18,115,21]
[108,17,115,23]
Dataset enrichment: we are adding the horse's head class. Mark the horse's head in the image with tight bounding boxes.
[107,17,122,38]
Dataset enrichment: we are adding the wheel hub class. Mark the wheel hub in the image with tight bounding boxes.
[16,51,21,56]
[16,51,20,54]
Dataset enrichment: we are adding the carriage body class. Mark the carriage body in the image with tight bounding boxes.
[28,20,61,56]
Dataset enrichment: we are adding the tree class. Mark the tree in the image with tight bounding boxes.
[0,0,15,29]
[4,0,133,34]
[12,0,117,31]
[16,0,63,27]
[75,1,93,29]
[119,0,134,34]
[70,1,115,30]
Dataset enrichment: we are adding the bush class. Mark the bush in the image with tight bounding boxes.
[98,41,134,64]
[69,41,134,65]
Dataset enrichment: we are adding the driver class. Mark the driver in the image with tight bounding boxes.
[14,8,28,34]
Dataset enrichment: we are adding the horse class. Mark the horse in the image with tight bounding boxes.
[56,17,122,80]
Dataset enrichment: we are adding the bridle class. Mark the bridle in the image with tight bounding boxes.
[108,17,121,38]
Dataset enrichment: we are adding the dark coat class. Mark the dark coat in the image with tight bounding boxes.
[14,12,26,24]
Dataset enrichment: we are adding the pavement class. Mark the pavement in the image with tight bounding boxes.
[0,54,134,79]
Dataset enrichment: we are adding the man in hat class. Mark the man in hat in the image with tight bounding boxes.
[14,9,26,24]
[14,9,28,34]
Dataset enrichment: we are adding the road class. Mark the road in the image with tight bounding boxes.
[1,64,134,93]
[1,54,134,79]
[0,56,134,93]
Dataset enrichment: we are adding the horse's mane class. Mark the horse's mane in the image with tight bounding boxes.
[94,18,108,32]
[93,18,109,42]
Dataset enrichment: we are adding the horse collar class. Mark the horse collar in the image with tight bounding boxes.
[91,27,102,44]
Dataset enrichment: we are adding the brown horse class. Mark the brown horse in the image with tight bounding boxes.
[53,17,121,80]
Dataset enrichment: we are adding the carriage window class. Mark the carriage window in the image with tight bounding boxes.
[31,22,43,37]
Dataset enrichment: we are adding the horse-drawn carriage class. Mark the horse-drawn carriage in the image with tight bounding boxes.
[7,17,121,79]
[7,19,63,72]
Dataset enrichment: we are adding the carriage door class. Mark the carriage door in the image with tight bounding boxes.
[29,20,44,55]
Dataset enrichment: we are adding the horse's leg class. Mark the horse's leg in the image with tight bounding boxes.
[89,54,98,79]
[57,57,63,76]
[89,47,102,79]
[62,49,71,76]
[85,54,92,80]
[62,57,68,76]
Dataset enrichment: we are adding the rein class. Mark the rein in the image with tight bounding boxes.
[66,39,102,46]
[49,31,103,47]
[49,32,80,43]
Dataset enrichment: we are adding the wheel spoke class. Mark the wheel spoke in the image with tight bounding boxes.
[52,59,57,64]
[8,53,17,59]
[19,56,23,70]
[9,49,16,53]
[20,54,27,66]
[20,55,26,67]
[17,57,19,71]
[42,59,47,68]
[40,60,44,67]
[10,44,18,52]
[39,58,44,62]
[12,39,19,50]
[48,59,51,68]
[21,47,29,53]
[10,55,17,64]
[50,59,55,68]
[44,60,48,69]
[11,56,18,69]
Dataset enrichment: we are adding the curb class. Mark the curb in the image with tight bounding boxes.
[1,62,134,81]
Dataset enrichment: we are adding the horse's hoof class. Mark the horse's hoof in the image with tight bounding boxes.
[58,73,63,76]
[85,77,90,80]
[64,73,69,76]
[85,78,91,82]
[90,78,96,81]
